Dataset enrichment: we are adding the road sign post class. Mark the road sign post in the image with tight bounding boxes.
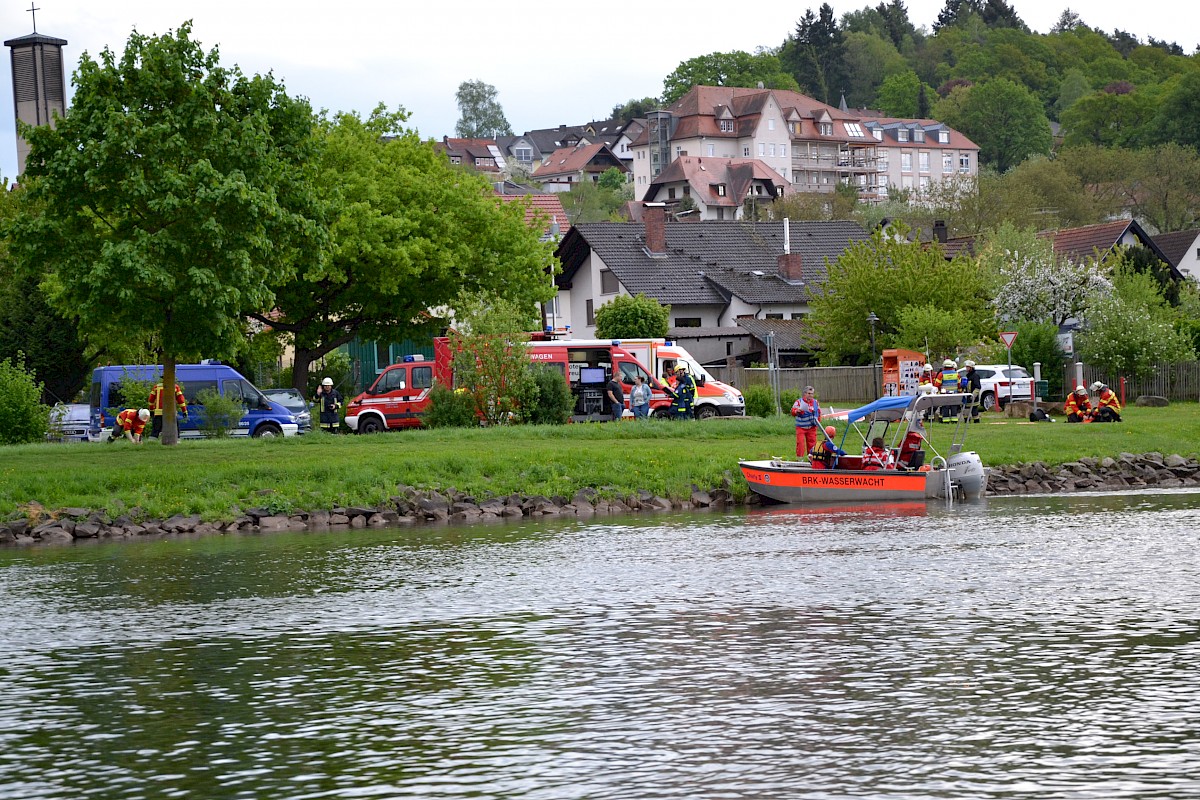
[999,332,1018,409]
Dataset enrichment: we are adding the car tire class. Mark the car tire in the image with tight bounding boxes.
[253,423,283,438]
[980,391,996,412]
[696,404,719,420]
[652,407,673,419]
[359,417,384,434]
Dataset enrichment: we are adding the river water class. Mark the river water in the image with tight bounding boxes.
[2,489,1199,799]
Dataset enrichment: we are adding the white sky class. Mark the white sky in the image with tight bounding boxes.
[1,0,1192,182]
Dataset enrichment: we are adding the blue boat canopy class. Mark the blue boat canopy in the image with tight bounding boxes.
[846,395,915,424]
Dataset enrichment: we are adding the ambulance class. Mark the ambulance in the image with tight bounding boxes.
[533,337,745,419]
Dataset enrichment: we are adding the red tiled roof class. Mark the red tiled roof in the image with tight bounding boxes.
[647,156,790,208]
[1038,219,1136,263]
[532,143,627,178]
[498,193,571,237]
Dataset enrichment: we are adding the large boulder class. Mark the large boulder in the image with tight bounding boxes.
[1135,395,1169,407]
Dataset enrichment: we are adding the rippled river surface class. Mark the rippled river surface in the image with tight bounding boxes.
[3,490,1200,799]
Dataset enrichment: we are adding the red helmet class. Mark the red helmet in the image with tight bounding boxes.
[824,425,837,437]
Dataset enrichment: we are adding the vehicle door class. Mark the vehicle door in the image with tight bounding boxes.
[400,363,434,424]
[1004,367,1034,401]
[616,358,668,411]
[362,366,407,427]
[179,380,217,437]
[221,378,267,436]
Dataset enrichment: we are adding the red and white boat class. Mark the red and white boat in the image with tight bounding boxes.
[739,393,988,504]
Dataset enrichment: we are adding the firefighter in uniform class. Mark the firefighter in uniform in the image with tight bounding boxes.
[1064,385,1092,423]
[667,364,696,420]
[937,359,959,422]
[1090,381,1123,422]
[110,408,151,443]
[147,381,188,438]
[961,359,982,422]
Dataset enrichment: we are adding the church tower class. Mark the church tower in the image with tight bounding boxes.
[5,9,67,178]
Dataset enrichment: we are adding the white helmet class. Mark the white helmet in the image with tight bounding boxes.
[1075,384,1087,395]
[322,377,333,387]
[943,359,957,369]
[1089,381,1104,392]
[963,359,975,368]
[921,363,933,372]
[138,408,151,421]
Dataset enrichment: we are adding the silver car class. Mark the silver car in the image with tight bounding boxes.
[261,389,313,433]
[47,402,92,442]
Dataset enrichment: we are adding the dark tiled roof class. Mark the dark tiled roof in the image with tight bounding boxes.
[735,318,819,352]
[1038,218,1180,279]
[556,220,869,306]
[1152,229,1200,268]
[533,143,626,179]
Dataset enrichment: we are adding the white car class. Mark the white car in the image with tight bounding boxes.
[964,364,1035,411]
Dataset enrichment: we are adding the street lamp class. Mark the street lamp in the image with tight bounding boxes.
[867,312,879,395]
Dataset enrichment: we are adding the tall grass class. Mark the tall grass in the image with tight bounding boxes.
[3,404,1198,522]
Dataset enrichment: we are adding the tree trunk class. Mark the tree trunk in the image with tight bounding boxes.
[162,356,179,446]
[291,349,314,396]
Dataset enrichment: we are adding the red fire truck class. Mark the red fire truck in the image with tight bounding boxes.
[344,337,677,432]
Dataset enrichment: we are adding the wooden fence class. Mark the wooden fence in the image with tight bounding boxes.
[1079,362,1200,403]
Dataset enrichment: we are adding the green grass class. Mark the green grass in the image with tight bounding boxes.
[3,404,1198,523]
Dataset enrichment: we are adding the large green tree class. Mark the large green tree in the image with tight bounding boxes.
[454,80,512,138]
[779,4,846,105]
[7,22,322,444]
[257,106,556,392]
[935,79,1052,171]
[807,225,995,365]
[661,50,799,105]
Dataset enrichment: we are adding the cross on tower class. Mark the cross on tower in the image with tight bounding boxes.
[29,2,40,32]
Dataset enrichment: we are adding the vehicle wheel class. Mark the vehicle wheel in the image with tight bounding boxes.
[253,423,282,438]
[652,407,673,419]
[980,391,996,412]
[359,417,384,434]
[696,404,719,420]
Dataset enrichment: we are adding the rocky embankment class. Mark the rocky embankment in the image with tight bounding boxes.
[4,453,1199,546]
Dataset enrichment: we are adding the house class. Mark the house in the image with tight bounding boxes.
[1151,228,1200,281]
[627,85,979,203]
[552,203,869,338]
[499,118,644,175]
[1038,219,1183,280]
[436,137,506,173]
[531,142,628,193]
[642,156,792,220]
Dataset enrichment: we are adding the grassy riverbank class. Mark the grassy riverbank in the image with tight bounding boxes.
[3,403,1199,522]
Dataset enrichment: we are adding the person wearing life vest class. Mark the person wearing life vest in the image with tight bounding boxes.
[109,408,151,443]
[862,436,895,470]
[961,359,982,423]
[1063,385,1092,423]
[809,425,845,469]
[937,358,959,422]
[790,385,822,458]
[147,381,188,438]
[1090,381,1123,422]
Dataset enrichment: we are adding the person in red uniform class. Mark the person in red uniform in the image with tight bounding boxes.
[862,436,895,470]
[109,408,151,443]
[1063,385,1092,423]
[1090,381,1123,422]
[809,425,845,468]
[790,385,822,458]
[147,381,188,438]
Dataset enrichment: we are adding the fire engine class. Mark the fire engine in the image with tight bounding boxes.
[344,337,679,432]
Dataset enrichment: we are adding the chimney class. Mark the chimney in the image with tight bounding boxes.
[933,219,947,243]
[778,252,803,282]
[644,202,667,255]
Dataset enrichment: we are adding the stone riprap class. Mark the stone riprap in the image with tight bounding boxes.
[4,454,1198,545]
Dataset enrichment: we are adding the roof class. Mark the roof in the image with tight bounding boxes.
[1152,229,1200,268]
[497,193,570,237]
[645,156,790,208]
[532,143,627,179]
[734,318,819,352]
[4,32,68,47]
[556,219,868,306]
[1038,218,1180,278]
[862,117,980,151]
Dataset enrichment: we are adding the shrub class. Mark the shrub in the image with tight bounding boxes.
[424,384,478,428]
[525,364,575,425]
[194,387,241,438]
[0,354,51,445]
[744,384,777,417]
[594,293,669,339]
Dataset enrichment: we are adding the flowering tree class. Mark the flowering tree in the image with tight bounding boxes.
[1076,267,1195,378]
[980,226,1112,325]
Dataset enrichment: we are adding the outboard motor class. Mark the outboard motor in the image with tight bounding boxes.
[946,451,988,499]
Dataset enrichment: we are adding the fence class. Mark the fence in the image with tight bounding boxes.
[1078,362,1200,403]
[709,365,878,405]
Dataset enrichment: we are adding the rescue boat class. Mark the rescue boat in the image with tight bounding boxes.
[739,393,988,504]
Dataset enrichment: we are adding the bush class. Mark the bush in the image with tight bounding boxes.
[744,384,777,417]
[424,384,478,428]
[194,387,241,438]
[525,364,575,425]
[594,293,669,339]
[0,354,51,445]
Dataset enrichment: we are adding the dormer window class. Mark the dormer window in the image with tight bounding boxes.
[819,122,833,136]
[720,120,734,133]
[914,129,925,142]
[873,129,883,141]
[938,129,950,144]
[716,184,727,196]
[898,128,909,142]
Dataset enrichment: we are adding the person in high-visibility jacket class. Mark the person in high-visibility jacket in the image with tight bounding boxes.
[790,385,822,458]
[937,359,960,422]
[147,381,188,438]
[1063,385,1092,423]
[1090,381,1123,422]
[109,408,150,443]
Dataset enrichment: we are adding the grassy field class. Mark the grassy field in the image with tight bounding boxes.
[3,402,1199,522]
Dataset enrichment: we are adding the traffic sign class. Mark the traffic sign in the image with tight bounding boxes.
[999,331,1018,349]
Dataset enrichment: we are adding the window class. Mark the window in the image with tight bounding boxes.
[765,313,784,320]
[845,123,863,137]
[913,129,924,142]
[959,153,971,172]
[743,146,751,157]
[683,185,690,196]
[716,184,727,196]
[668,187,676,200]
[873,129,883,141]
[376,367,405,393]
[769,143,776,156]
[674,317,701,327]
[768,119,775,130]
[819,122,833,136]
[720,120,734,133]
[898,129,909,142]
[514,146,532,162]
[411,366,433,390]
[716,208,726,220]
[376,342,392,369]
[586,299,595,325]
[901,152,913,172]
[181,380,218,406]
[474,157,495,168]
[600,269,619,294]
[618,361,650,385]
[938,129,949,144]
[758,143,765,156]
[919,151,930,172]
[449,155,461,164]
[707,144,714,156]
[943,153,955,173]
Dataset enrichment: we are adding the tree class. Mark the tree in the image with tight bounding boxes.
[1060,89,1156,149]
[610,97,660,121]
[7,22,322,445]
[779,5,847,105]
[840,31,908,109]
[934,0,981,32]
[1153,72,1200,150]
[0,354,50,444]
[594,293,670,339]
[454,79,513,138]
[977,224,1113,326]
[1054,68,1092,118]
[875,70,924,117]
[662,50,799,105]
[934,79,1052,171]
[448,297,538,426]
[807,225,995,365]
[558,179,631,225]
[256,107,556,393]
[1124,144,1200,234]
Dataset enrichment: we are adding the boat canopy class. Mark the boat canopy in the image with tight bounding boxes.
[846,393,973,424]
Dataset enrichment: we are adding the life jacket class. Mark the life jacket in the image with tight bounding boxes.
[939,368,960,393]
[862,444,893,470]
[790,397,820,429]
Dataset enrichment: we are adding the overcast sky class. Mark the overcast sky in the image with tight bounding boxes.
[1,0,1192,182]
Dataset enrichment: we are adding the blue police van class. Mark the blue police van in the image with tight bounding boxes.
[88,362,303,441]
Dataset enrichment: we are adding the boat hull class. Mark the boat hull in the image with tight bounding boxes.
[739,455,988,504]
